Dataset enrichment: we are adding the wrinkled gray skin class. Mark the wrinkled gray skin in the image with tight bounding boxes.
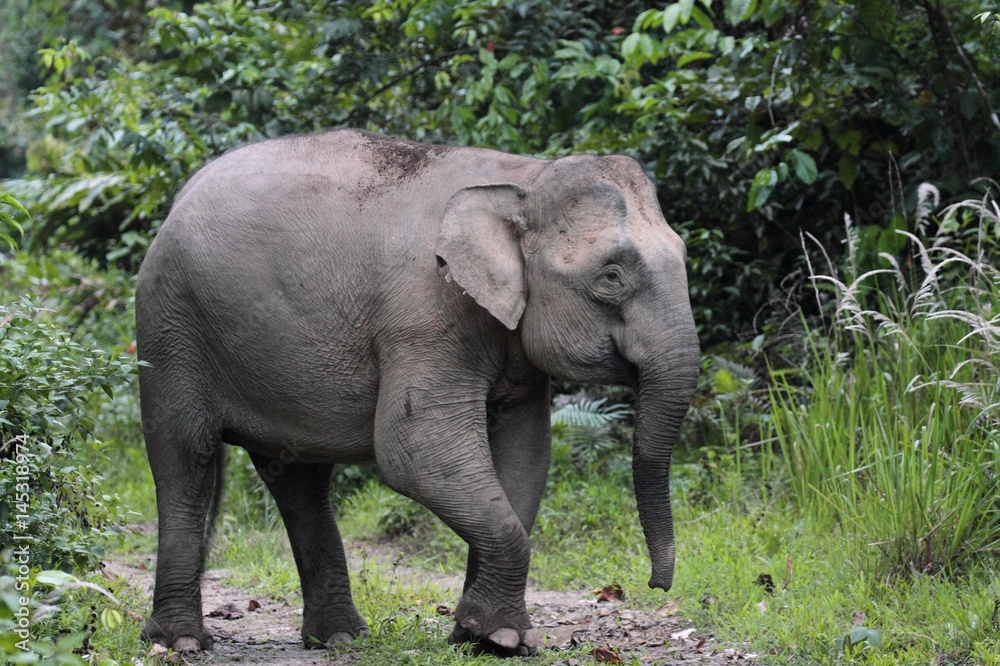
[136,129,699,656]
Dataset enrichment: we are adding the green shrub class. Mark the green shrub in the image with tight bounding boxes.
[0,297,134,572]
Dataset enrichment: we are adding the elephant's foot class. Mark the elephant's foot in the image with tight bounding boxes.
[448,594,538,657]
[301,605,368,649]
[142,618,214,653]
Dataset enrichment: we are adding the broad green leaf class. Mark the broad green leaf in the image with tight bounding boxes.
[677,51,713,67]
[663,4,682,33]
[633,8,662,31]
[679,0,695,23]
[791,149,818,184]
[691,7,715,30]
[747,167,778,211]
[36,570,77,586]
[622,33,641,58]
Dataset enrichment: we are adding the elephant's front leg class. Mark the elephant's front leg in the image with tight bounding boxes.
[374,373,535,655]
[457,380,551,652]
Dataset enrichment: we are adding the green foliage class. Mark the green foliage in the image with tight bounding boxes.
[0,551,124,665]
[0,193,29,251]
[7,0,996,340]
[550,394,633,473]
[834,625,883,659]
[0,298,134,572]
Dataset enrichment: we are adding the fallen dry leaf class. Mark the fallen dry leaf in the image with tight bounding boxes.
[206,603,244,620]
[671,627,696,640]
[852,611,865,625]
[247,599,261,612]
[592,646,622,663]
[656,597,682,617]
[435,605,453,616]
[695,636,707,651]
[756,600,767,614]
[593,583,625,603]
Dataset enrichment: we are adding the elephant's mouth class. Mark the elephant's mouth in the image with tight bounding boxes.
[606,338,639,389]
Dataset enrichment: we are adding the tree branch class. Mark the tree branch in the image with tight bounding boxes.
[936,0,1000,131]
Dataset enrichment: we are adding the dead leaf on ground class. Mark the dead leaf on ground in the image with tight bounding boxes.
[247,599,261,612]
[852,611,865,625]
[592,645,623,663]
[755,600,767,614]
[695,636,707,651]
[671,627,696,640]
[435,605,453,616]
[657,597,682,617]
[593,583,625,603]
[206,603,244,620]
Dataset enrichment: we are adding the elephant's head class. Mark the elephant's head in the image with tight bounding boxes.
[436,155,700,591]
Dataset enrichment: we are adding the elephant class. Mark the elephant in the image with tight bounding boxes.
[135,129,700,656]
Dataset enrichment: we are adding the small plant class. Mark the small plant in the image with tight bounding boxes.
[834,625,883,658]
[550,393,632,473]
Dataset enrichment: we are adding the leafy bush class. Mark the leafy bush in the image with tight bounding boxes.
[769,192,1000,576]
[0,298,134,572]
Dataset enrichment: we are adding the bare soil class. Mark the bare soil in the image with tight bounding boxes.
[106,542,754,665]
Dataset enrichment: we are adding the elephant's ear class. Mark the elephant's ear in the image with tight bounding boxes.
[436,184,529,331]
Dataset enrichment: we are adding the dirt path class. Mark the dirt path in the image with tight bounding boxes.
[107,544,752,665]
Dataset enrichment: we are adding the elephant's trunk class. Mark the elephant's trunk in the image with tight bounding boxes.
[627,325,699,591]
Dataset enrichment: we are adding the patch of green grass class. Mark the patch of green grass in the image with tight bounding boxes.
[339,480,467,574]
[208,527,300,599]
[669,498,1000,664]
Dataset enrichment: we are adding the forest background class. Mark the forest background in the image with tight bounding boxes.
[1,1,1000,664]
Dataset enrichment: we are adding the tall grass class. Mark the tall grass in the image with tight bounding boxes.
[769,191,1000,577]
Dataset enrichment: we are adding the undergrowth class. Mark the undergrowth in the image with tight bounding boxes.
[770,194,1000,579]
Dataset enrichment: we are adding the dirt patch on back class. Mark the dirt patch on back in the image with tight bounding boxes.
[355,132,453,201]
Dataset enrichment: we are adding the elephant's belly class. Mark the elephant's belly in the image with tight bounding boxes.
[215,348,382,465]
[222,398,379,465]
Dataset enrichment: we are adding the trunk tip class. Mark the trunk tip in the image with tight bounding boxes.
[647,573,673,592]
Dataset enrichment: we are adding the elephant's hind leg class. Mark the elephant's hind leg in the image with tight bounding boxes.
[141,403,221,653]
[248,453,367,648]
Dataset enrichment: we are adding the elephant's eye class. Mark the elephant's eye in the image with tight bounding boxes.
[594,264,628,304]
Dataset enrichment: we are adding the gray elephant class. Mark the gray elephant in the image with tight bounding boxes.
[136,129,699,656]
